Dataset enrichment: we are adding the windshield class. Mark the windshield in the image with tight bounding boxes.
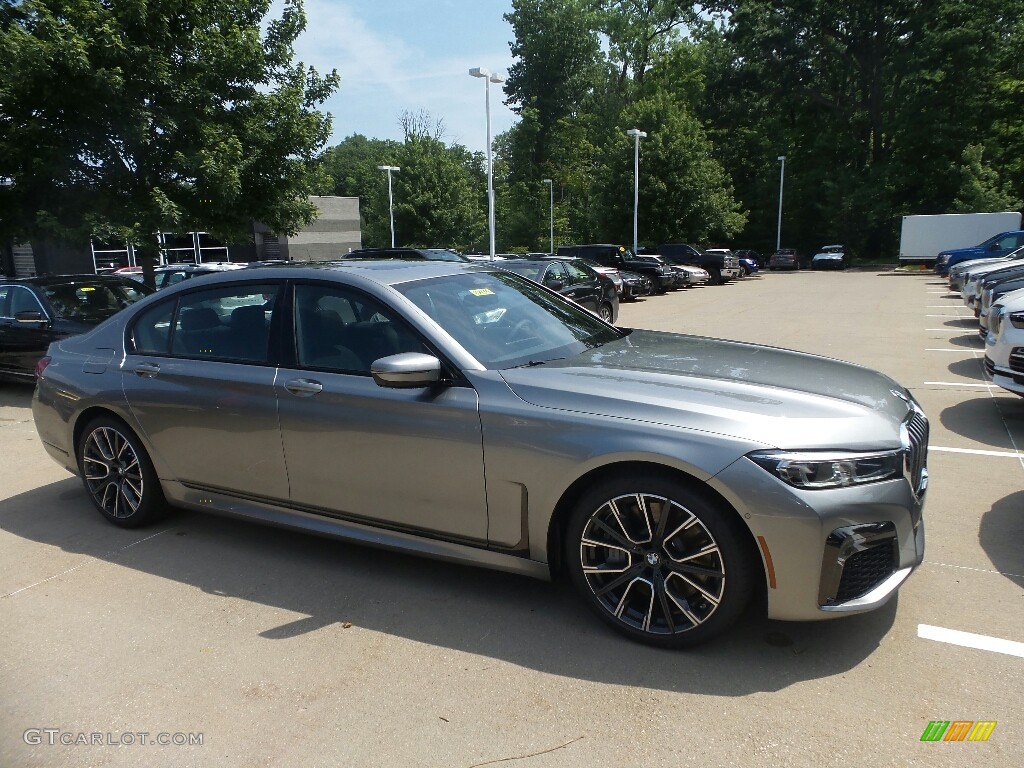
[395,271,623,369]
[42,280,151,322]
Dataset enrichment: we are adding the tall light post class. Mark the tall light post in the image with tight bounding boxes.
[776,155,786,252]
[469,67,505,260]
[377,165,400,247]
[542,178,554,254]
[626,128,647,255]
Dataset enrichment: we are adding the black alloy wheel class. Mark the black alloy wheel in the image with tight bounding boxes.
[566,473,753,647]
[77,416,167,528]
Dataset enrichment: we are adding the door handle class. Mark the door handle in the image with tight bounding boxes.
[133,362,161,378]
[284,378,323,396]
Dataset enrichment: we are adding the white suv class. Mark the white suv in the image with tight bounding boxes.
[984,291,1024,396]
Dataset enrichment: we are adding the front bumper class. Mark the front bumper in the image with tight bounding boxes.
[709,441,927,621]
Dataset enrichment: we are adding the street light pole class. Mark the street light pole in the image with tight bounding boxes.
[626,128,647,255]
[542,178,554,254]
[377,165,400,248]
[776,155,785,252]
[470,67,504,261]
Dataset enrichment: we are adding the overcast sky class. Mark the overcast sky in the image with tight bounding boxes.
[274,0,520,154]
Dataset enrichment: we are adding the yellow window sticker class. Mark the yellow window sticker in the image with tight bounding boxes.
[469,288,495,296]
[79,286,96,292]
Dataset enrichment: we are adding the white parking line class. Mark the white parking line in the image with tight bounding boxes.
[931,445,1024,458]
[926,314,970,318]
[0,530,169,599]
[918,624,1024,658]
[923,381,995,388]
[926,560,1024,580]
[925,348,972,352]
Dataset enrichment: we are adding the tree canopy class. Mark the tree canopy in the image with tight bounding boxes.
[6,0,1020,263]
[0,0,338,277]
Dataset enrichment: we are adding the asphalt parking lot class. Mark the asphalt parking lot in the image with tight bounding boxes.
[2,269,1021,767]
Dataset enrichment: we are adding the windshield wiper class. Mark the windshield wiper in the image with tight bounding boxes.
[515,357,565,368]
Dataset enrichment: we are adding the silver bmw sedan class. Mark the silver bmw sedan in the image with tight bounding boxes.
[32,261,927,647]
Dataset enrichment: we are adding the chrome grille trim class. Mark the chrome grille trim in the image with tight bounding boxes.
[903,406,929,499]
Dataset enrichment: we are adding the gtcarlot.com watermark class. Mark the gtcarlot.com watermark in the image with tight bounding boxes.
[24,729,204,747]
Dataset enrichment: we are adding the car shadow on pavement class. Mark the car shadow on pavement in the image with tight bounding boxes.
[0,382,35,409]
[938,395,1023,448]
[945,333,985,349]
[978,490,1024,590]
[0,479,898,697]
[946,357,987,381]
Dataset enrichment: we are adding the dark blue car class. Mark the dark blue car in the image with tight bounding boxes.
[935,231,1024,276]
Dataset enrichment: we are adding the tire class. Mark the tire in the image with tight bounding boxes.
[708,267,723,285]
[76,416,168,528]
[565,472,754,648]
[598,302,614,323]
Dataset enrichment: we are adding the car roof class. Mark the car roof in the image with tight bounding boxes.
[170,259,496,288]
[344,247,467,261]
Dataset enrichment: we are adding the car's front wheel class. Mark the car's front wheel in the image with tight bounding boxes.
[77,416,167,528]
[598,302,614,323]
[565,473,753,647]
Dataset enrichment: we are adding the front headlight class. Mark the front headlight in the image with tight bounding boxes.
[748,450,904,490]
[1009,311,1024,330]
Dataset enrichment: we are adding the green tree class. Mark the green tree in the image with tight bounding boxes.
[0,0,338,284]
[952,145,1023,213]
[319,114,487,250]
[599,91,747,245]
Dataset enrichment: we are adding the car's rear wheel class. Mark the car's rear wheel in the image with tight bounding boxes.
[77,416,167,528]
[565,473,753,647]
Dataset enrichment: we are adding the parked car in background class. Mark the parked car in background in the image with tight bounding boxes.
[934,230,1024,276]
[985,291,1024,396]
[635,255,682,289]
[552,257,651,301]
[33,260,928,647]
[117,262,246,289]
[674,264,711,286]
[979,276,1024,337]
[655,244,742,284]
[0,275,152,381]
[769,249,801,270]
[811,245,847,270]
[499,258,619,322]
[734,249,764,268]
[557,244,674,293]
[947,246,1024,291]
[736,254,760,276]
[962,259,1024,312]
[345,248,469,262]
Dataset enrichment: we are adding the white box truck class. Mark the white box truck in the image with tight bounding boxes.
[899,212,1022,262]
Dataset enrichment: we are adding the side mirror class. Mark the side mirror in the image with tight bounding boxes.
[15,310,47,324]
[545,278,564,291]
[370,352,442,389]
[989,243,1001,251]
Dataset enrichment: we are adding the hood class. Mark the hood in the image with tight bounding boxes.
[499,330,912,451]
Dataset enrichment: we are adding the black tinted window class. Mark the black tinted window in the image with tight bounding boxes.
[293,284,425,373]
[170,284,279,364]
[131,301,175,354]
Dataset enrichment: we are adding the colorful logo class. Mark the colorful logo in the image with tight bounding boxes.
[920,721,996,742]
